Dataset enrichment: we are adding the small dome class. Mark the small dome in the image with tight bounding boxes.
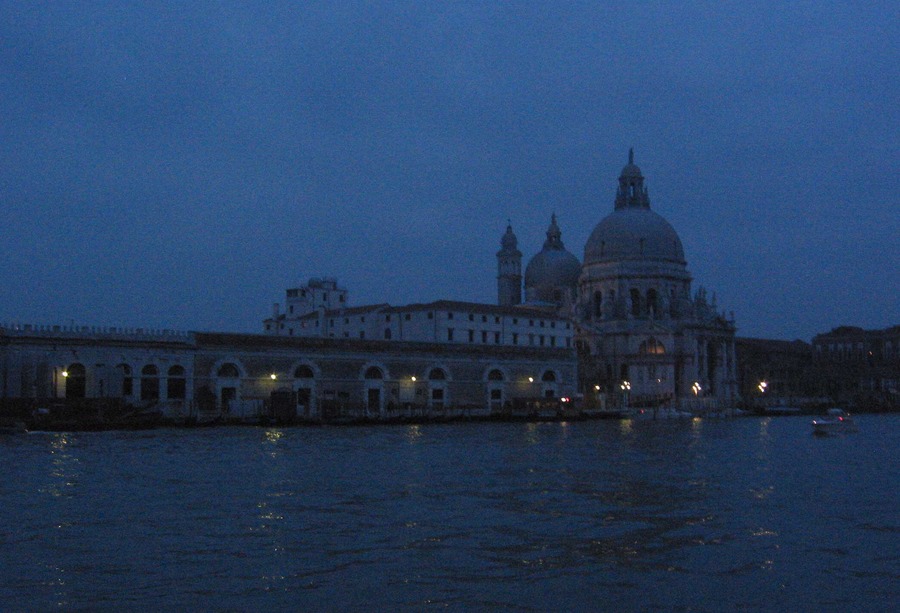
[525,249,582,290]
[524,214,582,298]
[584,208,685,264]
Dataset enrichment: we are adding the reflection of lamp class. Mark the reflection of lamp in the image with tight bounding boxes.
[411,376,417,382]
[594,384,600,391]
[528,377,534,383]
[270,373,277,380]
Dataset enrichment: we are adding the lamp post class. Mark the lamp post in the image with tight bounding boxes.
[757,379,767,410]
[620,380,631,412]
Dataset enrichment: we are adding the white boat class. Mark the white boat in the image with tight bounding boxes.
[812,408,856,435]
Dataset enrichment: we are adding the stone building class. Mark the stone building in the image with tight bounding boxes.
[504,151,739,407]
[0,324,576,421]
[265,288,575,350]
[734,337,819,406]
[812,325,900,409]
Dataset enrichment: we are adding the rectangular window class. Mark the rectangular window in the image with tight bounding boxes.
[385,315,391,322]
[494,331,500,344]
[550,321,555,329]
[361,316,365,323]
[495,317,500,324]
[289,305,294,314]
[468,330,474,343]
[481,331,487,343]
[468,313,474,321]
[359,331,365,339]
[344,318,349,324]
[482,315,487,323]
[529,320,534,327]
[448,312,454,320]
[540,335,545,346]
[513,318,518,325]
[428,312,434,319]
[550,336,556,347]
[404,313,411,321]
[448,328,454,341]
[540,320,545,328]
[512,333,518,345]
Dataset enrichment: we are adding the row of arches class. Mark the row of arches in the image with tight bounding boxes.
[591,287,682,319]
[61,362,188,400]
[214,362,559,383]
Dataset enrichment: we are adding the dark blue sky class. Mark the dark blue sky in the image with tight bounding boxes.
[1,1,897,340]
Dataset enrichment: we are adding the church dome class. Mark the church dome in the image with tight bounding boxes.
[525,214,582,296]
[583,150,685,265]
[584,208,685,264]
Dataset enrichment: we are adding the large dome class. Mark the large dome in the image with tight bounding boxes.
[584,150,685,265]
[524,214,581,297]
[584,208,685,264]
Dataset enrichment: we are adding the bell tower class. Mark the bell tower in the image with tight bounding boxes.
[497,222,522,306]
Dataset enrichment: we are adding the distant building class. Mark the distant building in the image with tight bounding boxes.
[812,325,900,409]
[735,338,819,406]
[264,286,575,350]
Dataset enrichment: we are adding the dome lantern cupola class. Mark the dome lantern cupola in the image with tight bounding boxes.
[615,148,651,210]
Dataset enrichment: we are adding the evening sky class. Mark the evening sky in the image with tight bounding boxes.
[1,1,897,340]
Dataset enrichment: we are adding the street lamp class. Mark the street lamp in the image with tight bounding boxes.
[692,381,702,396]
[757,380,767,394]
[620,380,631,411]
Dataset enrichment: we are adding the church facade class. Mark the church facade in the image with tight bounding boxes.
[499,151,738,407]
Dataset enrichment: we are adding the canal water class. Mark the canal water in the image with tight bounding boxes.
[1,415,897,611]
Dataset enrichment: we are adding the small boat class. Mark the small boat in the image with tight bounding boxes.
[812,408,856,435]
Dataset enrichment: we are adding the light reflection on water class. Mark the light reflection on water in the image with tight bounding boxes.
[0,416,898,611]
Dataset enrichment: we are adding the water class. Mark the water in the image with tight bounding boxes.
[1,416,898,611]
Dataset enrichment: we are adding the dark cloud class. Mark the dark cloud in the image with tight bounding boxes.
[0,1,896,339]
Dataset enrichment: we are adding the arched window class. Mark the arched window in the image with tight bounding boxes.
[639,338,666,355]
[630,288,642,317]
[116,364,133,397]
[64,363,86,399]
[217,363,240,378]
[428,368,446,381]
[141,364,160,401]
[593,290,603,318]
[646,289,658,316]
[541,370,557,383]
[294,365,315,379]
[167,365,186,400]
[487,369,504,381]
[364,366,383,380]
